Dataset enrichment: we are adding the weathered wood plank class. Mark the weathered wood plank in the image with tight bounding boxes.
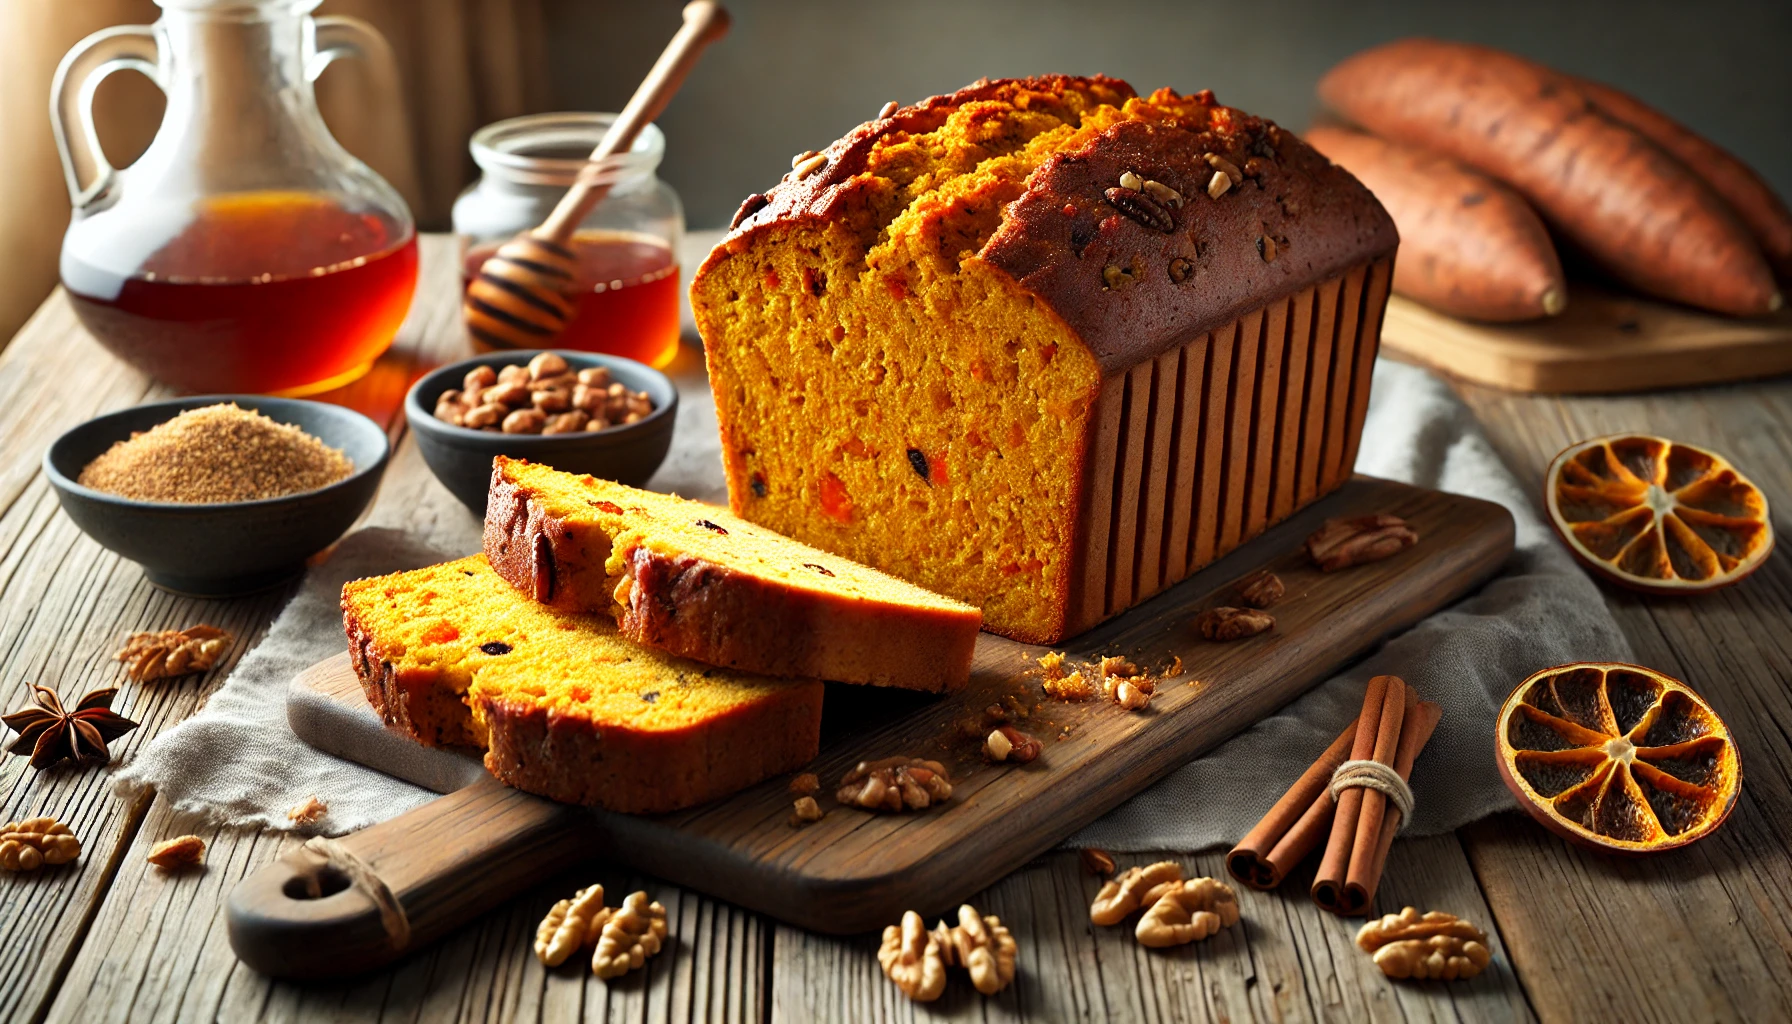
[770,844,1532,1023]
[45,800,769,1023]
[1453,380,1792,1024]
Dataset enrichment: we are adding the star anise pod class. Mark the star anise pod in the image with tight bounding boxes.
[2,684,139,770]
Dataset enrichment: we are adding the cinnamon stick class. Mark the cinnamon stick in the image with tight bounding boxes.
[1225,716,1359,890]
[1344,698,1442,912]
[1311,675,1407,913]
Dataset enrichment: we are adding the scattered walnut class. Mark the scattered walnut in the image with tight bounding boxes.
[1197,606,1275,641]
[591,890,668,979]
[1091,861,1184,926]
[1307,514,1419,572]
[535,884,610,967]
[147,834,205,871]
[837,757,952,812]
[0,817,80,871]
[1080,847,1117,877]
[116,625,233,682]
[1163,655,1184,679]
[1236,570,1284,609]
[1356,907,1491,981]
[789,796,824,827]
[1037,651,1066,678]
[984,726,1041,764]
[880,910,946,1002]
[287,795,328,826]
[788,772,820,796]
[1136,878,1240,947]
[932,904,1018,995]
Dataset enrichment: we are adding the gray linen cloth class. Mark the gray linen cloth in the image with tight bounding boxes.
[116,359,1631,846]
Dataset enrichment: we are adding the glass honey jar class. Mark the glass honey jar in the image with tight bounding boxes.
[453,113,685,369]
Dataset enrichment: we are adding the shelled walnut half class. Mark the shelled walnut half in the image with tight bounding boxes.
[1307,514,1418,572]
[837,757,952,812]
[0,817,80,871]
[1090,860,1185,926]
[878,910,946,1002]
[1356,907,1491,980]
[534,884,610,967]
[591,891,668,979]
[1135,878,1240,947]
[932,905,1018,995]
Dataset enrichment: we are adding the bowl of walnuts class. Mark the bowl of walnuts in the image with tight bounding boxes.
[405,349,677,513]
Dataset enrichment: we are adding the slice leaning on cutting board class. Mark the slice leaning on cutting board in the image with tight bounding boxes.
[1311,37,1787,320]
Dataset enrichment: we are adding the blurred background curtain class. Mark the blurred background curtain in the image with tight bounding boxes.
[0,0,550,345]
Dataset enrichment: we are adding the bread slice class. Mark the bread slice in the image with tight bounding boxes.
[484,456,981,692]
[341,554,824,813]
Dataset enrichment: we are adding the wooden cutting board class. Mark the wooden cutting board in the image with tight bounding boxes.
[229,475,1513,978]
[1379,283,1792,394]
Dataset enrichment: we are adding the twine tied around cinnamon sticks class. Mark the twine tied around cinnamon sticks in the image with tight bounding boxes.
[1225,675,1439,916]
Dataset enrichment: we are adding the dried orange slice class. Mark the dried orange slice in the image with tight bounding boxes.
[1496,663,1741,854]
[1545,434,1772,593]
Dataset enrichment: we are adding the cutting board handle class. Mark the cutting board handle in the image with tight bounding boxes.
[227,776,594,978]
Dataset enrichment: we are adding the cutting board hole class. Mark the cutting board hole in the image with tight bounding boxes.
[284,866,351,900]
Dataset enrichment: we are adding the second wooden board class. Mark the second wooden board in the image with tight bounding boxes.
[234,475,1512,977]
[1380,284,1792,394]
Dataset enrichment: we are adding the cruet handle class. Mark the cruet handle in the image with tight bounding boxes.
[308,16,402,86]
[50,25,163,210]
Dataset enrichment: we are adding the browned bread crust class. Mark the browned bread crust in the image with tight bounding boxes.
[344,602,483,749]
[340,556,826,814]
[484,457,980,692]
[707,76,1397,375]
[477,685,823,811]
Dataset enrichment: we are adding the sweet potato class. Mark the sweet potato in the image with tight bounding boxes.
[1318,39,1781,317]
[1305,125,1565,321]
[1569,75,1792,284]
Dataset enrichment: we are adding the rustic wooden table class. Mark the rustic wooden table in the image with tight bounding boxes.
[5,235,1788,1023]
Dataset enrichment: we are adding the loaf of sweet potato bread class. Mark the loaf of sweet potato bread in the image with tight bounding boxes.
[692,75,1397,643]
[341,555,823,812]
[484,456,981,692]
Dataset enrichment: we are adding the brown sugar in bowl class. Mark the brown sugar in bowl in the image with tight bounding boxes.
[44,395,389,596]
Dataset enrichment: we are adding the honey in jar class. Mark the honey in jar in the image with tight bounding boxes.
[453,112,686,369]
[462,230,680,368]
[51,2,418,396]
[64,192,417,396]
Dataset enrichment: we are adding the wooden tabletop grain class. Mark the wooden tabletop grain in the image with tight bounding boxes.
[4,235,1788,1023]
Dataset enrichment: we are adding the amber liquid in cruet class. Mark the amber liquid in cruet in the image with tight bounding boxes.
[63,191,418,396]
[462,230,681,369]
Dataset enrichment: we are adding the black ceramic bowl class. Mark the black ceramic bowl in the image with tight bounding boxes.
[44,396,390,597]
[405,350,677,515]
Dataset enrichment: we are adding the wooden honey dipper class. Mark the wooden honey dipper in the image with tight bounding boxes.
[463,1,730,348]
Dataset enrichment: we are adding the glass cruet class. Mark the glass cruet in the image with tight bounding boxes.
[52,0,418,396]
